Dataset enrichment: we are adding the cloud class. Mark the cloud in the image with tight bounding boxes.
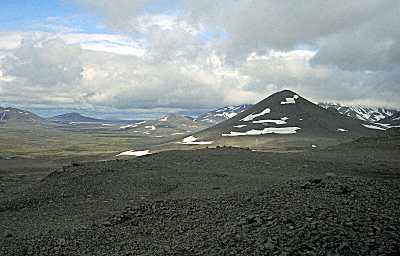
[183,0,400,74]
[70,0,400,70]
[1,1,400,116]
[0,34,242,111]
[310,6,400,71]
[70,0,150,31]
[2,37,83,86]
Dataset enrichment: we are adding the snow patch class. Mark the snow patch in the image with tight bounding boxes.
[252,119,287,125]
[311,145,317,148]
[120,124,138,129]
[145,125,156,130]
[180,136,213,145]
[116,150,152,157]
[159,116,168,122]
[281,95,298,105]
[136,121,146,125]
[337,128,348,132]
[222,127,301,136]
[234,125,247,128]
[171,132,185,135]
[362,124,386,131]
[376,123,392,128]
[241,108,271,122]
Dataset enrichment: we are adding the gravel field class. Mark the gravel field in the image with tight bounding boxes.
[1,146,399,255]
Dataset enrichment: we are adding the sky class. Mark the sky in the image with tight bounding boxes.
[0,0,399,119]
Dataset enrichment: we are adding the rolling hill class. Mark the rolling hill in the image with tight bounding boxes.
[0,107,45,126]
[49,112,107,124]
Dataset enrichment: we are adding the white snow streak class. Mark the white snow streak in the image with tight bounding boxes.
[180,136,213,145]
[252,119,287,125]
[116,150,152,157]
[120,124,138,129]
[234,125,247,128]
[362,124,386,131]
[222,127,301,136]
[241,108,271,122]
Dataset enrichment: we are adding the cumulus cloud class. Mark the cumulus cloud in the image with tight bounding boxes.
[0,34,244,112]
[1,0,400,117]
[2,37,83,86]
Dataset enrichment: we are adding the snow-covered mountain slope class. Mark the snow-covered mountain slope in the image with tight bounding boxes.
[318,103,396,123]
[378,111,400,127]
[195,104,253,124]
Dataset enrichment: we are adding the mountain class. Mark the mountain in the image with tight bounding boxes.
[195,104,253,124]
[157,114,201,128]
[379,111,400,127]
[0,107,45,126]
[118,114,208,137]
[318,102,396,123]
[49,112,106,124]
[179,90,382,149]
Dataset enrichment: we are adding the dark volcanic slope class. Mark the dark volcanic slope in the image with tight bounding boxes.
[195,90,381,141]
[1,145,400,255]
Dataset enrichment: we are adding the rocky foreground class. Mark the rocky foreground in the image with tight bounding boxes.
[1,148,400,255]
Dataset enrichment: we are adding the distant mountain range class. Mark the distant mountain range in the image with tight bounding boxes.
[49,112,107,124]
[379,111,400,127]
[194,102,397,126]
[318,102,396,123]
[1,98,398,134]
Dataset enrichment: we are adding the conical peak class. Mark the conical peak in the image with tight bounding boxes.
[268,89,299,99]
